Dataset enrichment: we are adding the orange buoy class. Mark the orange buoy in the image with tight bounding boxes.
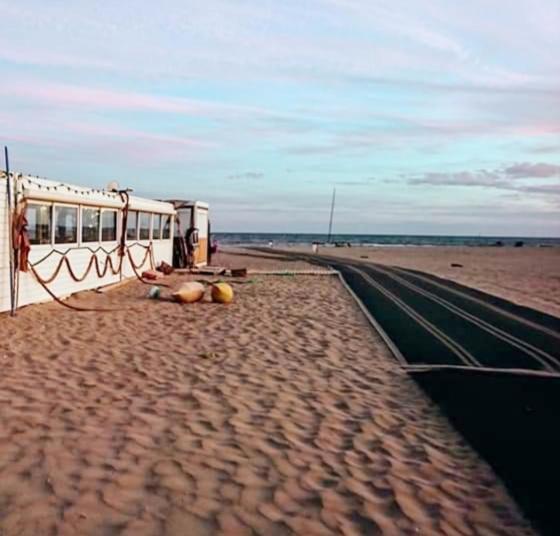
[172,282,205,303]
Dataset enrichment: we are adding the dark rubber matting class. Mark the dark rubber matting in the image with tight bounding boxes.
[413,370,560,536]
[334,261,559,371]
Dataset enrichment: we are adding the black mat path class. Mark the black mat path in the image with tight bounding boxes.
[250,248,560,534]
[413,370,560,536]
[355,262,560,371]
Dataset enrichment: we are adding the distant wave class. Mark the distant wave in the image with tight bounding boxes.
[211,233,560,248]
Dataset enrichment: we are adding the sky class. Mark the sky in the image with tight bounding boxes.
[1,0,559,236]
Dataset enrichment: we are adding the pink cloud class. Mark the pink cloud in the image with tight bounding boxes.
[64,122,215,149]
[0,46,112,70]
[0,113,217,167]
[0,80,267,118]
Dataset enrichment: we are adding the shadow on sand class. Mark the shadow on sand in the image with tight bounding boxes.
[412,370,560,535]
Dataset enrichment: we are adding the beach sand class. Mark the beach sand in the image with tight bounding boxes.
[0,250,534,535]
[211,247,323,272]
[289,245,560,318]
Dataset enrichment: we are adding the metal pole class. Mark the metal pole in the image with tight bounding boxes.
[327,187,336,243]
[4,146,15,316]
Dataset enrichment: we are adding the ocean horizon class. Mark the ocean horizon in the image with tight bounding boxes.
[212,232,560,248]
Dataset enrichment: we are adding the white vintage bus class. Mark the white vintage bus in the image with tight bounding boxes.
[1,172,179,313]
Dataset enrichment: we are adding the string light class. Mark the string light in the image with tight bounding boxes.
[19,175,123,198]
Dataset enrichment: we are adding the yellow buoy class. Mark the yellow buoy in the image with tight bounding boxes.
[211,282,234,304]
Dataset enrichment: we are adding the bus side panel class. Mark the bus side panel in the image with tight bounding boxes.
[0,179,11,312]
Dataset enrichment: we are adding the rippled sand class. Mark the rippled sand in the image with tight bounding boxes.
[0,253,533,534]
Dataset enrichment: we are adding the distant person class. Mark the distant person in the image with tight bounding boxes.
[268,241,273,248]
[210,239,218,254]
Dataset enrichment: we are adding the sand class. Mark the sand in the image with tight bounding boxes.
[288,245,560,318]
[211,247,322,272]
[0,250,534,535]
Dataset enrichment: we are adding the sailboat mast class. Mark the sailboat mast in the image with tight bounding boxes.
[327,187,336,243]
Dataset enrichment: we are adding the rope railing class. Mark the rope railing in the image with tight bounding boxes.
[28,242,154,284]
[26,241,169,312]
[27,262,125,313]
[29,247,121,284]
[10,180,170,312]
[29,242,165,284]
[29,244,121,266]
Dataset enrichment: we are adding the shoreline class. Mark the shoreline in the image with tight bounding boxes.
[212,234,560,249]
[221,243,559,250]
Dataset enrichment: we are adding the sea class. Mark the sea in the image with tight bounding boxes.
[212,233,560,248]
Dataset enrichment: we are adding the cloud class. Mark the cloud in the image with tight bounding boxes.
[522,184,560,195]
[530,144,560,154]
[334,72,560,98]
[0,115,215,167]
[407,162,560,196]
[226,172,264,180]
[503,162,560,178]
[0,80,269,119]
[408,170,507,188]
[334,177,377,186]
[0,45,112,70]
